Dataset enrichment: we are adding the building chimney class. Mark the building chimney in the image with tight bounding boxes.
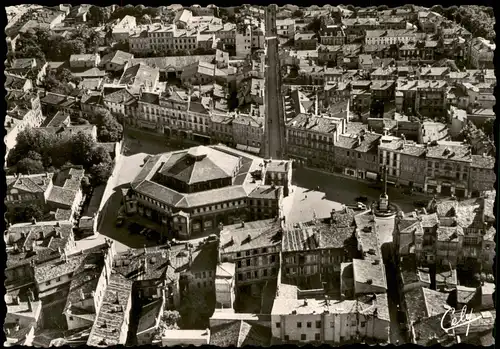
[80,288,85,300]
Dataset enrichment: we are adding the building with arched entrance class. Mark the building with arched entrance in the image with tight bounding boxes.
[123,145,292,239]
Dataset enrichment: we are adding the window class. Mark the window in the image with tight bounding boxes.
[56,277,61,282]
[246,259,251,267]
[236,252,241,258]
[276,322,281,328]
[69,316,74,321]
[297,322,302,328]
[284,335,289,341]
[316,321,321,328]
[307,322,312,328]
[315,333,321,341]
[330,322,334,328]
[262,248,267,253]
[238,273,243,281]
[301,334,306,341]
[46,281,51,286]
[263,269,268,277]
[246,251,250,256]
[361,321,366,328]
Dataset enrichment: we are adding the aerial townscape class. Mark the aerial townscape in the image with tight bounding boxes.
[4,3,496,347]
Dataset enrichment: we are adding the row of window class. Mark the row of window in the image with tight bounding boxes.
[237,267,276,281]
[276,319,367,330]
[236,249,275,258]
[236,255,277,268]
[194,271,213,279]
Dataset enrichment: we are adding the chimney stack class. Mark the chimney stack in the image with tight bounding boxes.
[80,288,85,300]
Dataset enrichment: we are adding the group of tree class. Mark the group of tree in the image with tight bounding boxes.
[153,310,181,340]
[6,203,46,225]
[108,5,161,24]
[89,110,124,143]
[7,128,114,186]
[42,67,82,95]
[430,5,495,41]
[14,26,101,63]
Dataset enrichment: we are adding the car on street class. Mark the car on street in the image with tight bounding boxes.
[355,196,368,203]
[356,202,367,210]
[413,200,428,208]
[128,223,142,234]
[116,216,125,227]
[206,234,218,242]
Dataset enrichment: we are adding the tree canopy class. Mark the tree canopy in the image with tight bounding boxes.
[8,127,114,186]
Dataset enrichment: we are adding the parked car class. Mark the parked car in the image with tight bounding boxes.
[207,234,218,242]
[356,202,368,210]
[128,223,142,234]
[355,196,368,203]
[116,216,125,227]
[413,200,428,208]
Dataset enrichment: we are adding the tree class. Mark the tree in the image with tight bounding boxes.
[159,310,181,331]
[15,158,45,175]
[89,161,114,186]
[377,5,389,11]
[444,6,458,20]
[7,203,45,224]
[430,5,444,14]
[70,132,96,167]
[292,10,304,18]
[89,5,109,26]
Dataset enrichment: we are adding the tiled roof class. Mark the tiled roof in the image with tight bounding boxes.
[103,88,137,105]
[423,287,450,317]
[34,253,85,284]
[87,273,133,347]
[158,146,240,185]
[5,73,30,90]
[119,63,159,88]
[219,219,282,254]
[420,213,439,228]
[44,111,70,127]
[272,293,390,321]
[40,125,97,139]
[113,247,175,282]
[6,173,54,194]
[435,268,457,286]
[471,155,495,169]
[47,186,79,208]
[352,258,387,290]
[437,227,464,242]
[209,320,271,347]
[65,245,109,313]
[286,113,339,134]
[6,221,73,269]
[282,220,354,252]
[247,185,281,199]
[101,50,133,66]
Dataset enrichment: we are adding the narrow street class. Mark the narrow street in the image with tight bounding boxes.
[385,263,407,345]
